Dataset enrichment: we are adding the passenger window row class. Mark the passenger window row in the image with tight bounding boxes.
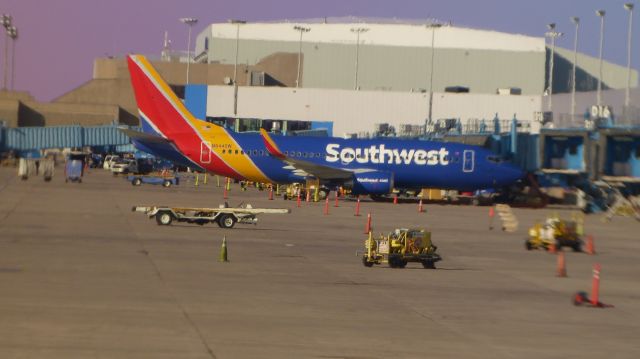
[285,151,322,158]
[221,149,273,157]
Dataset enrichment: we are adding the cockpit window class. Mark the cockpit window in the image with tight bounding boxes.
[487,155,504,163]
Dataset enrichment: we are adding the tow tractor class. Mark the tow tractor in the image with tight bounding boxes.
[525,213,584,251]
[132,203,290,228]
[362,228,442,268]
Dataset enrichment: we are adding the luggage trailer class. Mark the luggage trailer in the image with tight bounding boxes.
[132,204,291,228]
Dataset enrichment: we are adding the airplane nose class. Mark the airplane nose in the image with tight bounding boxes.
[493,163,525,187]
[506,163,526,183]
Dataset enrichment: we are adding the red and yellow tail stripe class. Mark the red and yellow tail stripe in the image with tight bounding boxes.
[260,129,286,159]
[128,55,272,183]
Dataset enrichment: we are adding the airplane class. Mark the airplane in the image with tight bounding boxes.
[124,54,524,198]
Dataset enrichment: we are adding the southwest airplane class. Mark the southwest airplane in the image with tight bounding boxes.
[124,54,524,197]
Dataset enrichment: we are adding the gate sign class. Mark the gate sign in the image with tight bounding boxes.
[590,105,612,119]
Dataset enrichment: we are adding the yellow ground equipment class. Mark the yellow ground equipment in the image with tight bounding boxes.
[282,183,307,200]
[525,213,584,252]
[362,228,442,269]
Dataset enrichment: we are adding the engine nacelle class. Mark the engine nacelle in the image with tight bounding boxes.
[351,171,394,195]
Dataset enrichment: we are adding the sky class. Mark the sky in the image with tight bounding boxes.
[2,0,639,101]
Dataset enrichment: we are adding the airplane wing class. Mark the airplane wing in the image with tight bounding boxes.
[119,128,172,144]
[119,128,205,171]
[260,129,359,181]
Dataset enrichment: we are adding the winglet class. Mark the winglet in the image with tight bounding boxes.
[260,129,286,159]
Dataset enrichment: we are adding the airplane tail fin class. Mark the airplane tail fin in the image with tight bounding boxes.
[260,129,286,159]
[127,55,201,138]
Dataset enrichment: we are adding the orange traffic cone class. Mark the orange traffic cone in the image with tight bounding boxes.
[556,251,567,277]
[548,241,557,254]
[488,206,495,230]
[364,213,372,234]
[585,235,596,255]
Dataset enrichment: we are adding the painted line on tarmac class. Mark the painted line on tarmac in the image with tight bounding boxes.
[111,196,219,359]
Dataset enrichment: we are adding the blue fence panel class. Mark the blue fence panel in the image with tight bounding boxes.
[9,126,83,150]
[115,144,136,153]
[84,125,135,146]
[2,125,136,151]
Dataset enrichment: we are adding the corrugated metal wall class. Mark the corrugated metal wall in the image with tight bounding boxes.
[485,134,539,172]
[84,125,134,147]
[210,38,545,96]
[1,125,135,151]
[206,85,541,136]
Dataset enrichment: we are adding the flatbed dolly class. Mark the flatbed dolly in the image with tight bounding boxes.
[132,203,290,228]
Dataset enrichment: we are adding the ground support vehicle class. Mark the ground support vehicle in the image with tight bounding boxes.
[525,214,584,251]
[111,159,135,175]
[362,228,442,269]
[132,203,291,228]
[282,183,307,200]
[65,152,86,183]
[41,157,55,182]
[103,155,120,170]
[65,160,83,183]
[128,174,179,187]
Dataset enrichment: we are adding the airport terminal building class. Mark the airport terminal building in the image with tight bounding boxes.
[1,19,638,137]
[186,20,637,136]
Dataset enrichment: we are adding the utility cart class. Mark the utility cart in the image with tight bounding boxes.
[65,152,86,183]
[362,228,442,269]
[132,203,291,228]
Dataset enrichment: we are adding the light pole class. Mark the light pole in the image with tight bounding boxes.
[229,19,246,115]
[350,27,368,90]
[8,26,17,90]
[293,25,310,88]
[625,3,634,109]
[596,10,606,106]
[545,23,563,112]
[570,17,580,119]
[179,17,198,85]
[426,23,442,131]
[1,14,12,90]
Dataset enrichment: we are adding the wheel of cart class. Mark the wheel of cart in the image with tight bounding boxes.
[132,177,142,186]
[524,240,533,250]
[572,240,583,252]
[388,254,407,268]
[421,260,436,269]
[162,179,172,187]
[155,210,174,225]
[217,214,237,228]
[361,256,374,267]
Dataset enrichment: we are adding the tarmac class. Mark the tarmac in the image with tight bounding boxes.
[1,167,639,358]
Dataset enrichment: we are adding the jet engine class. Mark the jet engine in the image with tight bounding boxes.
[350,171,394,195]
